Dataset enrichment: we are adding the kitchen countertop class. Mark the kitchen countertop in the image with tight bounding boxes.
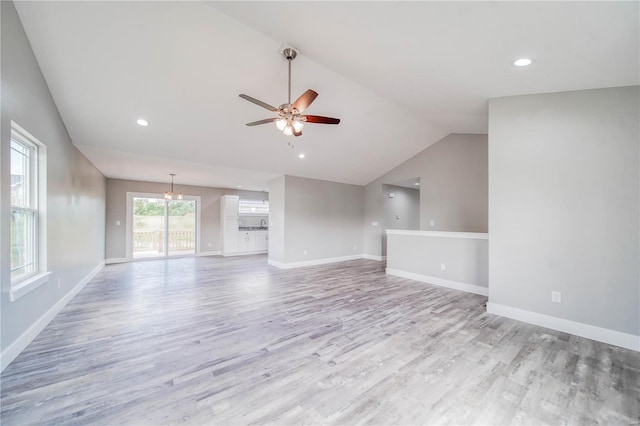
[238,227,268,231]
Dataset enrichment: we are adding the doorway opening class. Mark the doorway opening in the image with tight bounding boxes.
[381,177,420,256]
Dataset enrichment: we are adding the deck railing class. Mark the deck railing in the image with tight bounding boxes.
[133,229,195,252]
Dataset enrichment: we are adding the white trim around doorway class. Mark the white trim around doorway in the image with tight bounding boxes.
[125,192,202,261]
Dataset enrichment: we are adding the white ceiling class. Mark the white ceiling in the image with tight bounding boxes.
[14,1,639,190]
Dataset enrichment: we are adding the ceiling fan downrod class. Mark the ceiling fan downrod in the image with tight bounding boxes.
[282,47,297,106]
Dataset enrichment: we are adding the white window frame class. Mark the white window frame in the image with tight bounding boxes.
[9,122,49,301]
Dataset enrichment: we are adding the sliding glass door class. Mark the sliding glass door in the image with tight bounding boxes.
[167,200,196,256]
[132,196,197,259]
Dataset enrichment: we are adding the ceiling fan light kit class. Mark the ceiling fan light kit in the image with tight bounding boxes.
[239,45,340,143]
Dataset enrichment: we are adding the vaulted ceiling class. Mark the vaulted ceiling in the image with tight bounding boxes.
[14,1,639,190]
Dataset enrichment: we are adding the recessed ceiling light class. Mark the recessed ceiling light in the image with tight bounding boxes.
[298,153,306,159]
[414,182,420,186]
[513,58,533,67]
[136,118,149,126]
[237,185,242,188]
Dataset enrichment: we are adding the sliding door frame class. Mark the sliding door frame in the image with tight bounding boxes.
[125,191,202,261]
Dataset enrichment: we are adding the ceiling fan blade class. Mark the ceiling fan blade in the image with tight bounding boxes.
[246,118,278,126]
[292,89,318,113]
[239,94,278,112]
[302,115,341,125]
[293,129,302,137]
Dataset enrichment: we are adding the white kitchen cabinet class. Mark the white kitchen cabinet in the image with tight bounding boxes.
[255,231,268,252]
[223,195,239,216]
[221,195,240,255]
[237,231,256,252]
[222,217,238,253]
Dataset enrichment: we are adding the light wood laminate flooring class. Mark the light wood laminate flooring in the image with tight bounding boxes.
[1,256,638,425]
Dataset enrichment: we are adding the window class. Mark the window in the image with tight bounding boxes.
[10,123,48,300]
[238,199,269,215]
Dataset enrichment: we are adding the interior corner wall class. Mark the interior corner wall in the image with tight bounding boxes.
[267,176,285,263]
[363,133,488,257]
[282,175,364,264]
[488,86,640,338]
[105,178,269,260]
[1,0,106,365]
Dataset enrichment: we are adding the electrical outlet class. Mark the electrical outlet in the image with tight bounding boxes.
[116,220,121,226]
[551,291,562,303]
[208,243,212,248]
[372,221,379,226]
[353,245,357,251]
[303,250,307,256]
[430,220,435,227]
[440,263,446,271]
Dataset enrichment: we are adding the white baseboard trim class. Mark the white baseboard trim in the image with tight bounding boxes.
[362,254,386,261]
[385,268,489,297]
[105,257,128,264]
[1,261,105,372]
[222,250,267,257]
[487,302,640,352]
[268,254,364,270]
[197,251,222,257]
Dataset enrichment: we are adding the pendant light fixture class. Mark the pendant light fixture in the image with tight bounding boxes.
[164,173,183,200]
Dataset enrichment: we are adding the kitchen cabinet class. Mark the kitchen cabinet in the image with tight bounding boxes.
[237,231,256,252]
[221,195,240,255]
[223,195,239,216]
[237,231,268,253]
[255,231,268,252]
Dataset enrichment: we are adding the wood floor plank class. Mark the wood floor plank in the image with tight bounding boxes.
[1,255,638,425]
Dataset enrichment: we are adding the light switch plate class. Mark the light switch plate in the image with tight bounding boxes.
[551,291,562,303]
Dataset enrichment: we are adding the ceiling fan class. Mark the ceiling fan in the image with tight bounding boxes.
[239,47,340,137]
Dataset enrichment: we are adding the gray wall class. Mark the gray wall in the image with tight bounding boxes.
[105,178,268,259]
[1,0,106,353]
[364,133,488,257]
[488,86,639,336]
[269,175,364,264]
[267,176,285,262]
[386,233,488,290]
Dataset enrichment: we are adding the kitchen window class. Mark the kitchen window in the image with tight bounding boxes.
[238,199,269,215]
